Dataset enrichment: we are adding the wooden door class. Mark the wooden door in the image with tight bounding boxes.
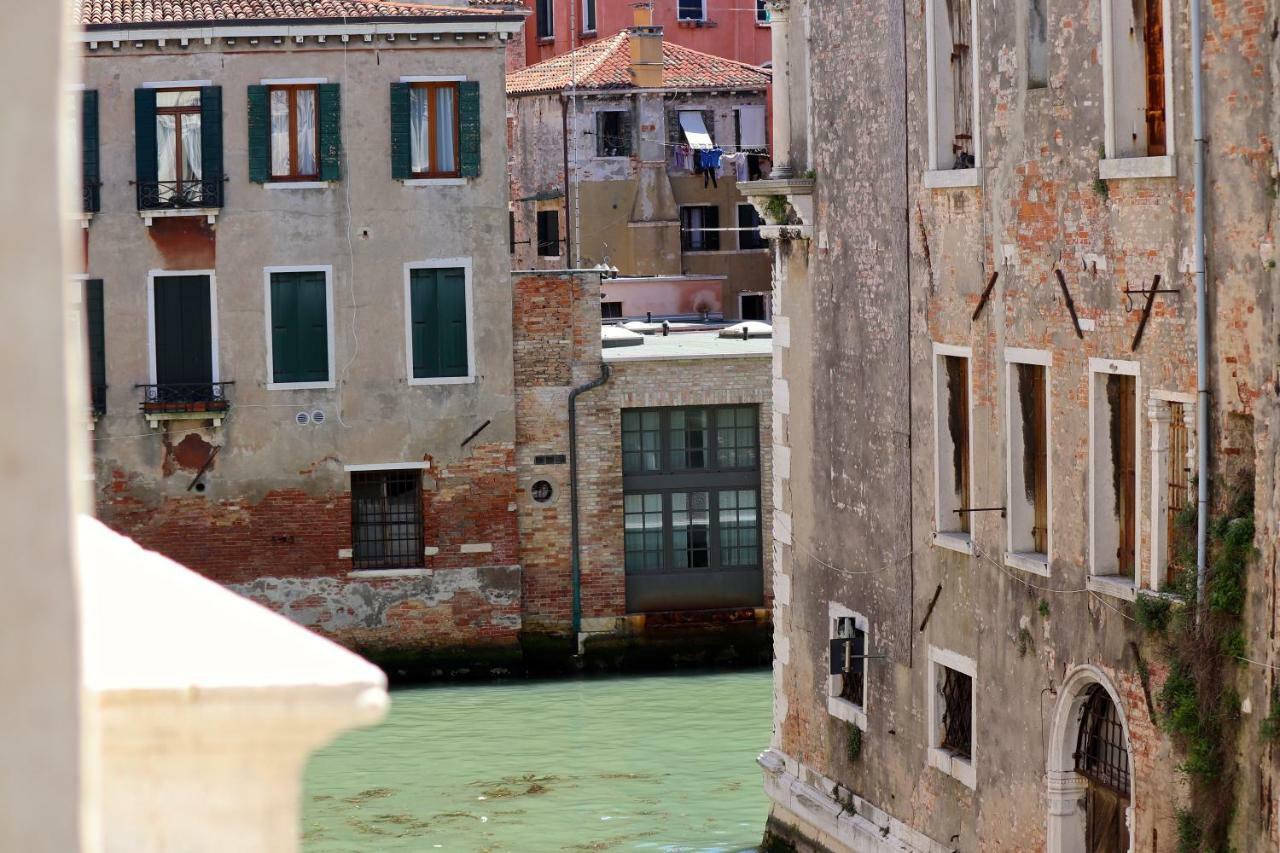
[1086,784,1130,853]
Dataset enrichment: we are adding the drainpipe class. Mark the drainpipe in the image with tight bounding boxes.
[560,96,574,265]
[1190,0,1209,610]
[569,363,612,645]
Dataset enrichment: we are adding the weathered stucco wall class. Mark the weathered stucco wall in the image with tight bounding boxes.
[767,0,1279,849]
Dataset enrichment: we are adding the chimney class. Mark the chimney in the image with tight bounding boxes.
[631,1,653,26]
[628,22,663,89]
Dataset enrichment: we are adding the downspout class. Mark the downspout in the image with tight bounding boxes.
[569,362,612,645]
[561,96,574,263]
[1190,0,1209,609]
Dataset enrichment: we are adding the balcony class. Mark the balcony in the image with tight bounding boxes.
[137,381,233,428]
[136,177,224,226]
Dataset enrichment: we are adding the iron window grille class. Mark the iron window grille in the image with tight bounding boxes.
[1073,685,1131,795]
[939,665,972,759]
[136,381,232,414]
[137,178,224,210]
[830,618,866,707]
[351,469,424,570]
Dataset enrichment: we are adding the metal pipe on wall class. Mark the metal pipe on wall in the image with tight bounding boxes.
[569,363,612,642]
[1190,0,1210,609]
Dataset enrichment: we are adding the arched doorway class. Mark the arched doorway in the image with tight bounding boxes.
[1047,667,1135,853]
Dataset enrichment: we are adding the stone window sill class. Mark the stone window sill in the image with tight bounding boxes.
[933,532,973,556]
[264,181,331,190]
[139,207,219,226]
[1087,574,1137,601]
[403,177,467,187]
[346,568,429,579]
[1005,551,1049,577]
[928,746,976,790]
[408,374,477,387]
[1098,155,1175,181]
[827,695,867,731]
[923,168,979,189]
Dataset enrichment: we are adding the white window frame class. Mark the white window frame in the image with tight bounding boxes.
[677,0,708,22]
[262,264,336,391]
[827,602,869,730]
[1003,347,1052,576]
[582,0,597,33]
[737,291,771,322]
[403,257,477,387]
[146,269,220,385]
[927,645,976,790]
[396,75,469,186]
[932,342,974,555]
[1087,357,1143,599]
[1147,389,1195,592]
[923,0,981,188]
[1099,0,1175,179]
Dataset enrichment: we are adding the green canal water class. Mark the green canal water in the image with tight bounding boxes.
[302,669,773,853]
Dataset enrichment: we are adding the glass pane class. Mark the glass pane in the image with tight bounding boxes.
[156,89,200,108]
[269,89,291,176]
[180,113,202,181]
[156,115,177,185]
[296,87,317,175]
[719,488,759,567]
[435,86,457,173]
[409,86,429,174]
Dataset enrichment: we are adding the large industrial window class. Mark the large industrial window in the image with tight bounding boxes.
[933,345,972,551]
[927,646,976,788]
[622,406,763,611]
[351,469,424,570]
[1090,361,1139,583]
[680,205,720,252]
[926,0,977,172]
[1103,0,1169,160]
[537,210,561,257]
[1005,351,1049,573]
[596,110,632,157]
[1026,0,1048,89]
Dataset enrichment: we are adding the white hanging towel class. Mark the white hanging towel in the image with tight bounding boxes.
[679,111,714,150]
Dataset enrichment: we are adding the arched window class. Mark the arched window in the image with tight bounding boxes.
[1073,685,1131,853]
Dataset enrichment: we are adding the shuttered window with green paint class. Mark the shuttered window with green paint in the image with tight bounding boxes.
[85,279,106,414]
[409,267,469,379]
[270,270,330,384]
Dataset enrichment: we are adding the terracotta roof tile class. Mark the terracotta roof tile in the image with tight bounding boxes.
[507,30,770,95]
[77,0,506,27]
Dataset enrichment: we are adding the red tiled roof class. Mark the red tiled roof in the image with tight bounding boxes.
[507,31,771,95]
[77,0,508,27]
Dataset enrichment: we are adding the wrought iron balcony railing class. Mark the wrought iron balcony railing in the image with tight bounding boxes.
[136,178,224,211]
[136,381,233,415]
[83,182,101,214]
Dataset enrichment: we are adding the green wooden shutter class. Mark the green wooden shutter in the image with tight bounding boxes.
[410,269,438,378]
[458,81,481,178]
[134,88,158,187]
[247,85,270,184]
[154,276,213,387]
[270,274,298,382]
[298,271,329,381]
[85,279,106,413]
[390,82,411,180]
[200,86,224,205]
[82,91,100,212]
[437,268,469,376]
[318,83,342,182]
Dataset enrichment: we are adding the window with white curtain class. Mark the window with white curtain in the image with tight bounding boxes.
[268,85,318,180]
[155,89,201,200]
[409,82,459,177]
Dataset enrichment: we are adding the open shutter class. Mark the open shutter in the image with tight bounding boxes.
[200,86,224,205]
[410,270,438,378]
[458,80,481,178]
[318,83,342,181]
[82,91,100,212]
[298,271,329,381]
[438,268,469,376]
[247,85,270,184]
[134,88,158,188]
[86,279,106,413]
[270,275,298,383]
[390,82,411,180]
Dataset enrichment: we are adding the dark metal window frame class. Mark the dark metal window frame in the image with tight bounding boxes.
[267,84,321,182]
[622,406,762,575]
[350,469,425,571]
[938,664,973,760]
[1074,685,1132,796]
[755,0,769,22]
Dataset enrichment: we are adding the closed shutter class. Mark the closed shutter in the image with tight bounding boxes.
[271,271,330,384]
[318,83,342,181]
[390,82,411,180]
[247,85,270,183]
[410,268,469,379]
[86,279,106,413]
[200,86,223,204]
[82,91,100,212]
[153,275,213,387]
[458,81,481,178]
[134,88,158,186]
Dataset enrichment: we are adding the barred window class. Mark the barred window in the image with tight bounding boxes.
[718,489,760,567]
[351,469,423,570]
[624,493,664,571]
[622,410,662,473]
[1074,685,1131,794]
[938,665,973,759]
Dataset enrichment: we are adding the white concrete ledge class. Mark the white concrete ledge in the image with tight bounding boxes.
[923,168,979,189]
[933,532,974,555]
[1005,551,1050,577]
[826,696,867,731]
[1087,574,1138,601]
[1098,154,1175,181]
[263,181,331,190]
[927,746,977,790]
[346,568,428,578]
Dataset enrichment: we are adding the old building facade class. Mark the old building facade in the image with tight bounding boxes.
[78,0,528,669]
[752,0,1279,850]
[507,23,775,321]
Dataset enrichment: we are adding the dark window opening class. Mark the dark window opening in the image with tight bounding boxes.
[831,617,866,708]
[534,453,567,465]
[150,274,215,407]
[678,0,705,21]
[756,0,769,22]
[737,204,766,250]
[596,110,632,157]
[536,0,553,38]
[351,469,424,570]
[1016,363,1048,554]
[1027,0,1048,89]
[85,278,106,416]
[583,0,597,32]
[537,210,561,257]
[1166,402,1190,586]
[944,355,971,534]
[601,301,623,319]
[1106,373,1137,579]
[939,665,972,759]
[1074,685,1131,795]
[509,211,516,254]
[740,293,767,322]
[946,0,974,168]
[1143,0,1166,155]
[680,205,720,252]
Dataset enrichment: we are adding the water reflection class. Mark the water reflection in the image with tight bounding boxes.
[303,669,771,852]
